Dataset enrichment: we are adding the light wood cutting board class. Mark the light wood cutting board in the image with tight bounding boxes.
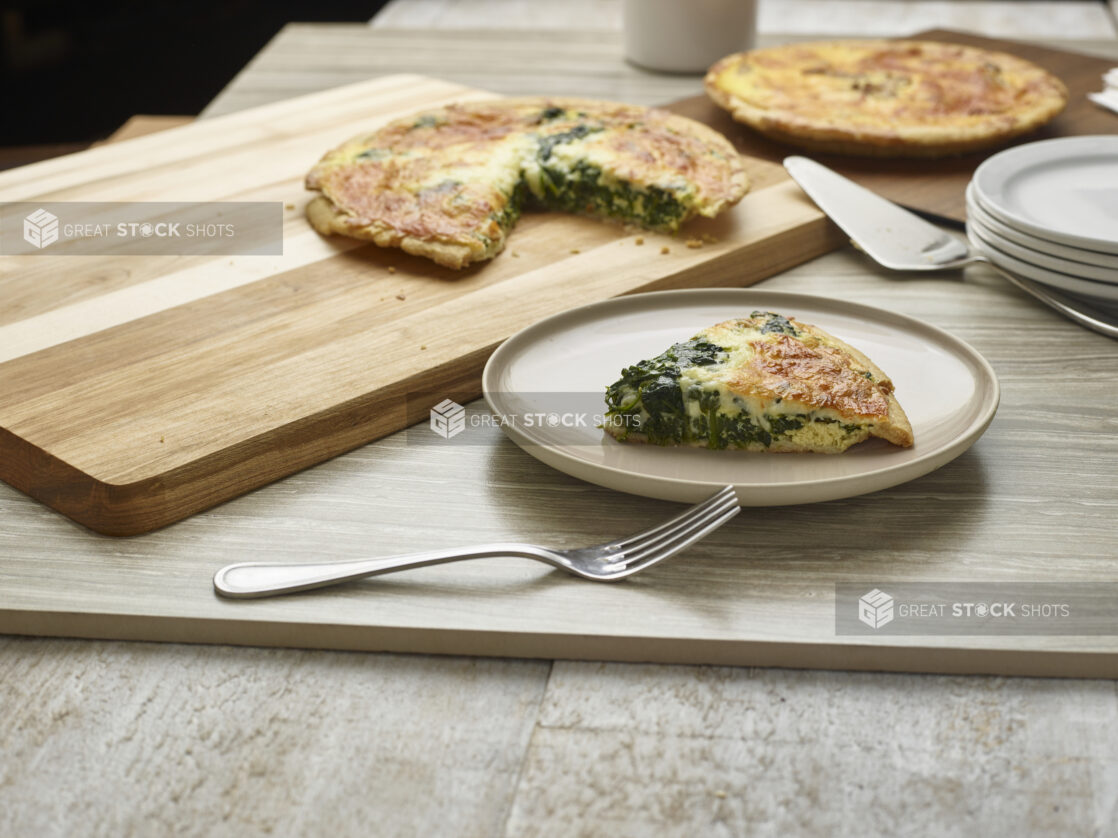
[0,74,844,535]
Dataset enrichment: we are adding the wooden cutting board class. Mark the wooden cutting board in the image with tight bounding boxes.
[673,29,1118,225]
[0,75,843,535]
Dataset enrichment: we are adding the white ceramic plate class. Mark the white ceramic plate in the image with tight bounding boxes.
[966,215,1118,284]
[965,183,1118,270]
[967,225,1118,302]
[482,289,1000,505]
[972,136,1118,255]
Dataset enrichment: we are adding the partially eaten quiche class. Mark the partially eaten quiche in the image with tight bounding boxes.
[305,98,749,268]
[603,312,913,453]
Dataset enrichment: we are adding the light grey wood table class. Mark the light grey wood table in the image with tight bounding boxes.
[4,18,1118,837]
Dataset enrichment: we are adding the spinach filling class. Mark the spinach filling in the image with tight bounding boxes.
[491,179,527,233]
[685,388,779,449]
[442,113,697,242]
[488,159,690,240]
[538,106,567,122]
[604,336,866,449]
[537,124,601,161]
[754,311,800,337]
[605,338,726,445]
[535,160,688,230]
[527,123,692,231]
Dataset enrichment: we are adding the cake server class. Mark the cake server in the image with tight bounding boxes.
[783,155,1118,340]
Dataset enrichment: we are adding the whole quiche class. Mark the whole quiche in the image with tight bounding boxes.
[305,98,749,268]
[705,40,1068,158]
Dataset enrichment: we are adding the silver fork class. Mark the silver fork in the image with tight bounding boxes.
[213,485,740,598]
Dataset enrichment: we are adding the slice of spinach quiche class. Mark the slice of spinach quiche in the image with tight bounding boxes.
[305,98,749,268]
[604,312,913,453]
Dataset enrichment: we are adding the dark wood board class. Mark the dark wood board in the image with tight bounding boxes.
[670,28,1118,225]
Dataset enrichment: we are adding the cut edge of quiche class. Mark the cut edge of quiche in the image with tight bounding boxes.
[305,97,749,269]
[603,311,913,454]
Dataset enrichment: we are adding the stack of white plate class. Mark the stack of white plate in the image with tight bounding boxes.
[966,136,1118,304]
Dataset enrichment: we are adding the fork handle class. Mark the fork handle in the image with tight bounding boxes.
[213,543,540,599]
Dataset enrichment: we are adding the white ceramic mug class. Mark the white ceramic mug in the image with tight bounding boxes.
[623,0,758,74]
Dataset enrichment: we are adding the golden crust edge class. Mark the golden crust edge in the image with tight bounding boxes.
[707,96,1064,158]
[305,195,494,270]
[795,322,914,447]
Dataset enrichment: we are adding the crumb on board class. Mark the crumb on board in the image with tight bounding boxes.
[511,251,520,258]
[686,238,703,249]
[701,233,718,244]
[420,345,427,350]
[395,294,406,301]
[284,202,295,210]
[635,237,644,246]
[714,790,727,799]
[570,249,580,254]
[159,435,165,444]
[660,246,670,255]
[388,266,396,274]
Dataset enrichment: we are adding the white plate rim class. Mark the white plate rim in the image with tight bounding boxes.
[966,214,1118,284]
[967,225,1118,302]
[482,289,1001,505]
[971,135,1118,255]
[965,182,1118,270]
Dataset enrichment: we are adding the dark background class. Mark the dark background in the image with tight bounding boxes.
[0,1,389,146]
